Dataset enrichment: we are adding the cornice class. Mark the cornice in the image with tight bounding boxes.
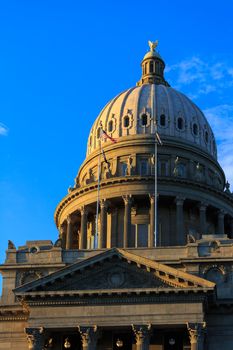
[54,175,233,226]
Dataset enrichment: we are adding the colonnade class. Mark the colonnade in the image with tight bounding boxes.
[59,195,233,250]
[25,322,206,350]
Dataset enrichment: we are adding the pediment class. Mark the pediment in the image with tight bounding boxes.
[14,248,215,299]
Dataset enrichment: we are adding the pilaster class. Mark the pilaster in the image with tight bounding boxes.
[123,195,132,248]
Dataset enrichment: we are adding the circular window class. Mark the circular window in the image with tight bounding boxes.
[160,114,166,126]
[205,131,209,143]
[141,114,148,126]
[193,123,198,136]
[123,115,130,128]
[177,117,184,130]
[108,120,113,132]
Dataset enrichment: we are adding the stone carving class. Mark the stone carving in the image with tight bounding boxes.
[187,322,206,346]
[148,40,158,52]
[195,162,203,181]
[25,327,44,350]
[132,324,151,347]
[17,270,44,287]
[173,157,186,177]
[41,259,170,292]
[8,240,16,249]
[225,180,231,193]
[78,326,99,349]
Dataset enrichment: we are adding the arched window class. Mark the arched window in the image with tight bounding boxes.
[177,117,184,130]
[205,131,209,143]
[160,114,166,126]
[193,123,198,136]
[108,120,113,132]
[124,115,130,128]
[141,114,148,126]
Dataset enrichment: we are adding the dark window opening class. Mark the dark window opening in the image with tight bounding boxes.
[205,131,209,143]
[149,61,154,73]
[97,127,101,138]
[177,117,184,130]
[141,114,148,126]
[108,120,113,132]
[193,123,198,135]
[89,136,92,146]
[160,114,166,126]
[140,160,148,176]
[124,116,130,128]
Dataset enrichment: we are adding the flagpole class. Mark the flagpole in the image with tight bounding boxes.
[151,83,158,247]
[95,141,101,248]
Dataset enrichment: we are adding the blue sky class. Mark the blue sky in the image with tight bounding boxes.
[0,0,233,278]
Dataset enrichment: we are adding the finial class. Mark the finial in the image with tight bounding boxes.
[148,40,158,52]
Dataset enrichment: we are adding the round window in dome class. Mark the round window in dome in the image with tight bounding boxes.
[123,115,130,128]
[108,120,113,132]
[205,131,209,143]
[177,117,184,130]
[160,114,166,127]
[141,113,148,126]
[192,123,198,136]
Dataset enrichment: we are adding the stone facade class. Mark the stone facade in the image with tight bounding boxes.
[1,42,233,349]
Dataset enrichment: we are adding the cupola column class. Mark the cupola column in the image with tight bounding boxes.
[66,215,73,250]
[59,224,66,249]
[78,326,99,350]
[80,206,88,249]
[123,195,132,248]
[217,209,225,235]
[187,322,206,350]
[149,194,155,247]
[199,203,207,234]
[99,199,107,248]
[132,324,151,350]
[175,197,185,245]
[25,327,44,350]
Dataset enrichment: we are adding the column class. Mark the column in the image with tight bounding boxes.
[123,195,132,248]
[175,196,185,245]
[199,203,207,234]
[25,327,44,350]
[132,324,151,350]
[217,209,225,235]
[99,199,107,248]
[80,207,88,249]
[66,215,73,250]
[59,224,66,249]
[187,322,206,350]
[78,326,99,350]
[149,194,155,247]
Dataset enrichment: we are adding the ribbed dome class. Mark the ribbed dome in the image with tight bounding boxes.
[87,84,217,159]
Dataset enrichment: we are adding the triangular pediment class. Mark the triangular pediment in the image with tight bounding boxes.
[14,248,215,299]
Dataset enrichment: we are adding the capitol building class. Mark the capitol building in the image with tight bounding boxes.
[1,41,233,350]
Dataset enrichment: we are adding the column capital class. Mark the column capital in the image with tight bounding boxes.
[122,194,132,205]
[132,324,151,345]
[80,206,88,216]
[66,214,73,224]
[24,327,44,350]
[175,196,185,205]
[149,194,155,202]
[100,199,108,209]
[78,325,99,348]
[199,202,208,211]
[187,322,206,345]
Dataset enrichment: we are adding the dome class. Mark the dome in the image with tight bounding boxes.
[87,84,217,159]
